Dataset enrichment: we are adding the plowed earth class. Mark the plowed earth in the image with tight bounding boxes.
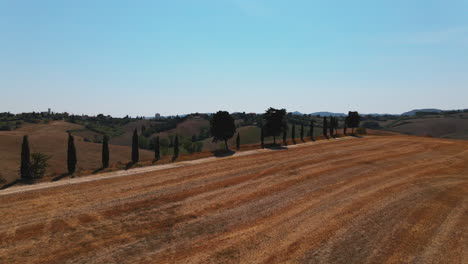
[1,135,467,264]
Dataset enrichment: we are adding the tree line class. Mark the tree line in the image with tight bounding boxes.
[18,109,360,182]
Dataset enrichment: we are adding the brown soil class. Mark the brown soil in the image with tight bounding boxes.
[0,135,467,264]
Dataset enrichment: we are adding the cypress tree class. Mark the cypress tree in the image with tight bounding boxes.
[260,127,265,149]
[323,117,328,139]
[300,124,304,142]
[102,135,109,168]
[154,136,160,161]
[173,135,179,161]
[283,128,287,146]
[292,124,296,144]
[131,128,139,164]
[20,135,31,180]
[67,133,77,174]
[236,133,240,151]
[329,117,334,138]
[310,120,315,141]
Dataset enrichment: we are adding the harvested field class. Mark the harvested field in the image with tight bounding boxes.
[0,135,467,264]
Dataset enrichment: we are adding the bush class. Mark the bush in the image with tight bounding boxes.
[30,153,51,179]
[0,123,11,131]
[138,135,148,149]
[182,140,196,154]
[356,127,367,134]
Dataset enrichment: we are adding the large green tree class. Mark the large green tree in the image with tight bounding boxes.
[210,111,236,150]
[132,129,139,163]
[20,135,31,180]
[346,111,361,134]
[263,108,287,145]
[67,133,77,174]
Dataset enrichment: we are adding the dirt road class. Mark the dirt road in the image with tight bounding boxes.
[1,135,467,264]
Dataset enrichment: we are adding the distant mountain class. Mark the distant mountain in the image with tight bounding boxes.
[401,109,443,116]
[291,111,304,115]
[363,113,395,116]
[310,112,346,117]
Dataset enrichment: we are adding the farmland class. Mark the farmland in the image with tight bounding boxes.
[1,135,467,263]
[0,121,154,184]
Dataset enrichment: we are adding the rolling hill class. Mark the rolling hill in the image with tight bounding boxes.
[383,112,468,140]
[401,108,443,116]
[0,121,153,185]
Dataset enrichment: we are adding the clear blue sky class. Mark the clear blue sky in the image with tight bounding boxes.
[1,0,467,116]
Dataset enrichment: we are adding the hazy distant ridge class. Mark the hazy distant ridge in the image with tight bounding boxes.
[401,109,443,116]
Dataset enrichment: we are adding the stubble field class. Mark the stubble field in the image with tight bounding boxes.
[0,135,467,264]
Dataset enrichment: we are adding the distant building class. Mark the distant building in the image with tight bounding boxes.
[48,108,51,115]
[155,113,161,119]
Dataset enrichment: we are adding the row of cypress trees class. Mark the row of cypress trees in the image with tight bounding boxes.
[20,129,180,180]
[260,115,351,148]
[19,112,360,179]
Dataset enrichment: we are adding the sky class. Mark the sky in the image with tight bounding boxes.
[1,0,467,116]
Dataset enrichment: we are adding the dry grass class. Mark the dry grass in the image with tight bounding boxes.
[1,135,467,263]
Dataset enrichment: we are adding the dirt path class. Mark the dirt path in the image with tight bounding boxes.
[0,135,467,264]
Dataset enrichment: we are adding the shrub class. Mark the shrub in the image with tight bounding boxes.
[194,142,203,152]
[138,135,149,149]
[183,140,196,154]
[0,123,11,131]
[356,127,367,134]
[30,153,51,179]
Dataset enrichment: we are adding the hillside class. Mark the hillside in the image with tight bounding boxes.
[0,121,153,185]
[382,112,468,140]
[401,108,443,116]
[1,135,466,263]
[109,119,157,146]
